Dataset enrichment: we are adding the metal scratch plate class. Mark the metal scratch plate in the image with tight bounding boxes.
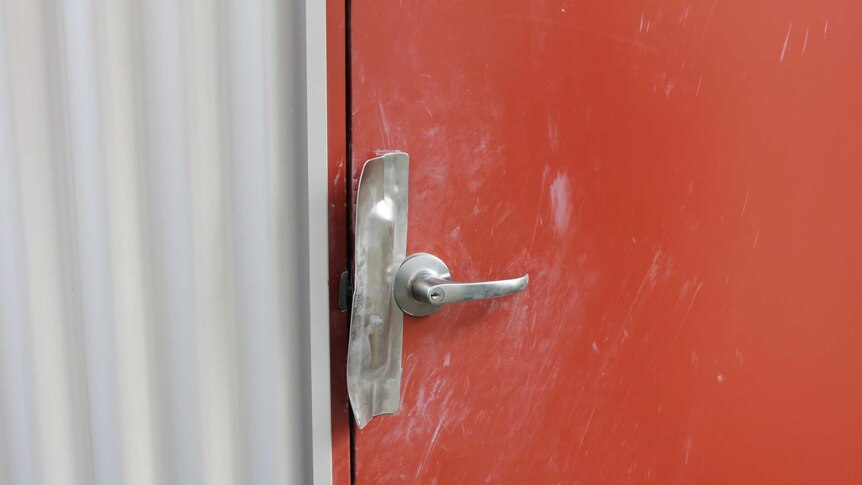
[347,152,409,428]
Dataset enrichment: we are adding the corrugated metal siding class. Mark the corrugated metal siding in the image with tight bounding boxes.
[0,0,326,483]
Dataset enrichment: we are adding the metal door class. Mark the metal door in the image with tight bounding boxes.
[336,0,862,483]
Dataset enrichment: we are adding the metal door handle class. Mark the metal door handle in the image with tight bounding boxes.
[394,253,528,316]
[347,152,529,428]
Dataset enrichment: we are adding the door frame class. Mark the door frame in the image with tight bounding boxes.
[305,0,333,483]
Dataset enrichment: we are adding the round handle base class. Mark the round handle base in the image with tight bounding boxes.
[394,253,450,316]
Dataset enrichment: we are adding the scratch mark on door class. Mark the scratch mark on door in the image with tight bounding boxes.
[780,23,792,62]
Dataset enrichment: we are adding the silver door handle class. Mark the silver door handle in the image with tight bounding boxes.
[394,253,528,316]
[347,152,529,428]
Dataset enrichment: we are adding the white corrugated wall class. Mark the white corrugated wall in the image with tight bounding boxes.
[0,0,331,483]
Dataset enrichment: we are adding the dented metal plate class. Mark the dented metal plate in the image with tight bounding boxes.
[347,152,409,428]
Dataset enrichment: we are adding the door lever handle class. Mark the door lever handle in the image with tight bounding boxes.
[394,253,528,316]
[347,152,529,428]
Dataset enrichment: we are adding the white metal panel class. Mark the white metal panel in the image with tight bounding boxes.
[0,0,331,483]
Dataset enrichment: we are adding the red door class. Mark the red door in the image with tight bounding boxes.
[342,0,862,482]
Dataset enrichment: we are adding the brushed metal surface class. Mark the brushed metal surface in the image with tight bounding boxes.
[347,152,409,428]
[394,253,528,316]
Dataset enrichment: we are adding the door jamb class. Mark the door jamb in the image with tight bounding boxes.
[305,0,333,483]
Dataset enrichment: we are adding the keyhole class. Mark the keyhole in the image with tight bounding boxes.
[430,289,445,303]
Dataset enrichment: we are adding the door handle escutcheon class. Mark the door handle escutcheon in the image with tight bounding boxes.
[394,253,528,316]
[347,152,529,428]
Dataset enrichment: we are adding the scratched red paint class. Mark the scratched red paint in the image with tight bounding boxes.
[347,0,862,482]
